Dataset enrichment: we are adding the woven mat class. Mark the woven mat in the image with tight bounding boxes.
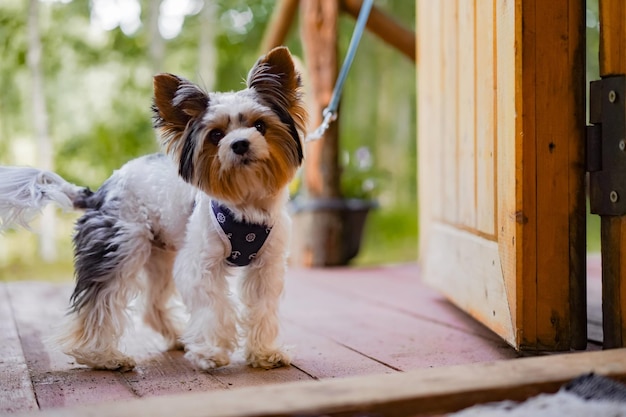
[451,373,626,416]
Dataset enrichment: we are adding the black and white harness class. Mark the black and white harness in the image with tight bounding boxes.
[210,200,272,267]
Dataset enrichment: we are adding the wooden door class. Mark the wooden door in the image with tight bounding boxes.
[417,0,586,350]
[598,0,626,348]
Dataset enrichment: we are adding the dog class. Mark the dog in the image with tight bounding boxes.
[0,46,307,372]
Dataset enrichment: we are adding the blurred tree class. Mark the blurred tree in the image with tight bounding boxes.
[148,0,165,73]
[198,0,217,90]
[28,0,56,261]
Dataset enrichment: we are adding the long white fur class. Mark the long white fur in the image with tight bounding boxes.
[0,166,83,230]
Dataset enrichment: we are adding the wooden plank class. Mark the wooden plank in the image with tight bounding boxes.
[599,0,626,349]
[565,0,588,350]
[518,0,539,350]
[475,0,496,236]
[292,265,504,342]
[495,0,521,348]
[206,350,313,388]
[6,282,137,409]
[283,266,518,370]
[0,283,38,413]
[119,350,227,397]
[417,0,443,255]
[422,224,516,346]
[20,349,626,417]
[528,0,586,350]
[441,1,459,224]
[456,0,476,229]
[115,314,228,397]
[282,321,395,378]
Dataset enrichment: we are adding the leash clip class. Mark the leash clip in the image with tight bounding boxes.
[306,108,337,143]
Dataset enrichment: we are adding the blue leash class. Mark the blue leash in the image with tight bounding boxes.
[307,0,374,142]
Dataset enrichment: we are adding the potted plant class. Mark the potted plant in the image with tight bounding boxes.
[289,146,384,265]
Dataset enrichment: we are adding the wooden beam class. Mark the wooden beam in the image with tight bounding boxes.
[341,0,416,62]
[259,0,299,54]
[20,349,626,417]
[599,0,626,348]
[292,0,346,266]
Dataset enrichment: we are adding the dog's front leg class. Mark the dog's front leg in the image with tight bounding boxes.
[239,261,290,369]
[175,256,238,370]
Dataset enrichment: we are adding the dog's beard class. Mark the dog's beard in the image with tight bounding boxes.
[194,153,297,207]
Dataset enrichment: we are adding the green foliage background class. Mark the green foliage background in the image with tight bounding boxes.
[0,0,607,281]
[0,0,418,280]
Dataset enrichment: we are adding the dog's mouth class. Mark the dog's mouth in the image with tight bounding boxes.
[236,155,257,166]
[241,157,253,165]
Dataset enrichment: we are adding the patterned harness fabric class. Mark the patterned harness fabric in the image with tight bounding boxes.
[210,200,272,266]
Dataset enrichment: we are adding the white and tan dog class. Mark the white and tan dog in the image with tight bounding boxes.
[0,46,307,372]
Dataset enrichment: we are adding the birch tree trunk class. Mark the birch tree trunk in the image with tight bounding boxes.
[148,0,164,73]
[198,0,217,91]
[27,0,56,262]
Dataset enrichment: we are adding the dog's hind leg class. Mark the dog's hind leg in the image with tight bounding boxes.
[142,247,185,351]
[57,211,152,371]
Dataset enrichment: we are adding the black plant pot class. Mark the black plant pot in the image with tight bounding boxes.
[289,197,377,265]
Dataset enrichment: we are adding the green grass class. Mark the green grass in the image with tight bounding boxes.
[0,258,74,283]
[587,204,601,253]
[0,210,77,283]
[352,203,419,266]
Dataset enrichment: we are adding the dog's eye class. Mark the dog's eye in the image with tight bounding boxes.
[254,120,266,135]
[208,129,225,145]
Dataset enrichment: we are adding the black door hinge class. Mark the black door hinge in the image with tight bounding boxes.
[587,75,626,215]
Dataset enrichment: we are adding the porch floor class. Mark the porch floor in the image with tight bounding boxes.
[1,259,603,414]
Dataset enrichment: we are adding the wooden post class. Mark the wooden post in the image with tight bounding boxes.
[260,0,299,53]
[292,0,345,266]
[599,0,626,348]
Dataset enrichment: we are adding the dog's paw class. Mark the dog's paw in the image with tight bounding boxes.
[70,350,136,372]
[94,357,137,372]
[185,349,230,370]
[246,349,291,369]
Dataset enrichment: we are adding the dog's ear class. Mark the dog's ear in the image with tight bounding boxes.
[152,73,209,152]
[247,47,301,105]
[247,47,307,162]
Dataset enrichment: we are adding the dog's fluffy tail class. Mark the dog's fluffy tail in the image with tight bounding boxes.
[0,166,93,231]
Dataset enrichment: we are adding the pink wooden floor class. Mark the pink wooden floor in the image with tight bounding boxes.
[1,260,603,414]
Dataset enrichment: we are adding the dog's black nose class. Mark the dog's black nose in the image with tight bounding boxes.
[231,139,250,155]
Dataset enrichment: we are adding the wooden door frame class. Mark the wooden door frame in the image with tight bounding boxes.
[598,0,626,348]
[516,0,587,350]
